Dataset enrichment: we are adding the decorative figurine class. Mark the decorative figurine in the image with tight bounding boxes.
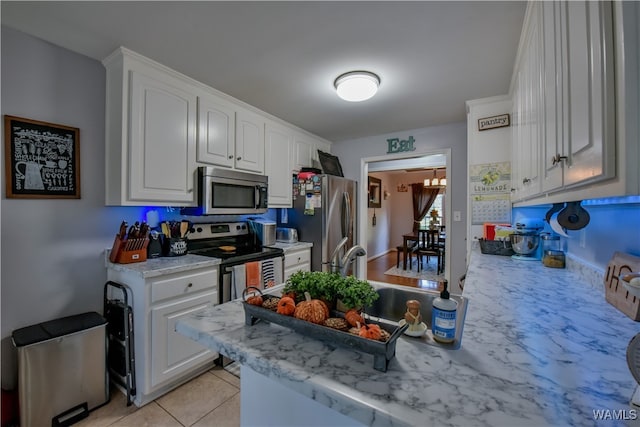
[400,299,427,337]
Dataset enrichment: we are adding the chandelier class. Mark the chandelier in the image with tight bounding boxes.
[423,168,446,187]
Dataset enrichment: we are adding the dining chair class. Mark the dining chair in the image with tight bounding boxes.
[396,240,419,269]
[416,230,441,273]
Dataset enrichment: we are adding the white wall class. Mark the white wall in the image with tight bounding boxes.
[0,26,150,388]
[332,122,467,291]
[465,96,512,256]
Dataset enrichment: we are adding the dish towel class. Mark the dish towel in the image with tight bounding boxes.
[232,264,246,300]
[262,257,283,288]
[245,261,261,288]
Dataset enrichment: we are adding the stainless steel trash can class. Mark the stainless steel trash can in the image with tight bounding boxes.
[12,312,109,427]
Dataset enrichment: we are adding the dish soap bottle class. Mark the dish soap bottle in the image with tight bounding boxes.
[431,280,457,343]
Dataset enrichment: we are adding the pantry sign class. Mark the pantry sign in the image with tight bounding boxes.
[478,114,510,131]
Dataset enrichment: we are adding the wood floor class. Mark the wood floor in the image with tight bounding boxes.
[366,251,440,290]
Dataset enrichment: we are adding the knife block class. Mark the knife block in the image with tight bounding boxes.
[604,252,640,321]
[109,235,149,264]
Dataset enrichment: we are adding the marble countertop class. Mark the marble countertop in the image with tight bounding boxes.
[177,249,640,426]
[106,254,220,278]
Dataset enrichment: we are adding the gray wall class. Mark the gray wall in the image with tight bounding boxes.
[1,26,149,388]
[332,122,468,290]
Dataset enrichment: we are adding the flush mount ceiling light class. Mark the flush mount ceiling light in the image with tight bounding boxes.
[334,71,380,102]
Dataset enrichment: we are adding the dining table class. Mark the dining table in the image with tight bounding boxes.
[402,228,446,270]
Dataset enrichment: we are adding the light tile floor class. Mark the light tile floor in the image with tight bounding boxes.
[78,366,240,427]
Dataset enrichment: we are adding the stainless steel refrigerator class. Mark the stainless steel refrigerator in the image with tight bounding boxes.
[280,174,357,272]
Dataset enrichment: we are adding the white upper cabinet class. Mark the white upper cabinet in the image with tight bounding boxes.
[511,1,616,203]
[234,108,265,174]
[265,121,294,207]
[511,4,542,201]
[104,47,331,206]
[196,98,265,174]
[104,48,197,206]
[196,94,236,168]
[293,132,315,172]
[540,1,615,193]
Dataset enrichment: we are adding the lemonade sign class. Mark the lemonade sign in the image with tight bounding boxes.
[470,162,511,194]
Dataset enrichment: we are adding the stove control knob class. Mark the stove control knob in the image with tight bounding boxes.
[196,227,203,233]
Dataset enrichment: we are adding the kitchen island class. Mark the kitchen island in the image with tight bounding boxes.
[177,248,640,426]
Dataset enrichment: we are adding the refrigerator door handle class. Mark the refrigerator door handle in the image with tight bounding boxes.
[342,191,351,239]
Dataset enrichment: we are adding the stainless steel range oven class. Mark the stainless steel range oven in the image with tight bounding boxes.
[187,222,284,305]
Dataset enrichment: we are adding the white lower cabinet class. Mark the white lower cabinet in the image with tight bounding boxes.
[283,247,311,281]
[150,290,217,388]
[107,264,219,406]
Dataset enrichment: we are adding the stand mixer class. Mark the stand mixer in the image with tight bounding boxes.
[509,218,544,261]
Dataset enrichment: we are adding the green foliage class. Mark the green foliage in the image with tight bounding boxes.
[283,270,342,302]
[283,270,379,310]
[336,275,379,310]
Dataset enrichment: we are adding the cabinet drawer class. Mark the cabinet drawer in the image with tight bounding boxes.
[284,249,310,268]
[151,268,218,303]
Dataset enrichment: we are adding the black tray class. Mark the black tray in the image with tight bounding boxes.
[242,301,408,372]
[479,238,515,256]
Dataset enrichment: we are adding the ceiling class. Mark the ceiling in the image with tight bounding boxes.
[1,1,526,143]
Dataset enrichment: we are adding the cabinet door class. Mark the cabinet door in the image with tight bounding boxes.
[197,94,235,168]
[150,291,217,388]
[293,133,315,172]
[541,1,564,192]
[265,123,293,207]
[129,70,197,204]
[517,5,543,200]
[235,109,265,173]
[562,1,615,187]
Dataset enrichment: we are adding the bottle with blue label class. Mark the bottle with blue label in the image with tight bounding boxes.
[431,280,457,343]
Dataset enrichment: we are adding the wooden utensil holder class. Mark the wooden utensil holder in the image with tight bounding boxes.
[109,235,149,264]
[604,251,640,321]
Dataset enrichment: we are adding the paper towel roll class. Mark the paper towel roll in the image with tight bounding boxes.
[549,212,569,237]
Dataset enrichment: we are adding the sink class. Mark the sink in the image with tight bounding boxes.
[365,282,468,349]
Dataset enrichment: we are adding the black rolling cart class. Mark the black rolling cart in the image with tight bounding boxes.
[103,281,137,406]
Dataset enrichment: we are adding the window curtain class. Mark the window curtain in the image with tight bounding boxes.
[411,183,440,232]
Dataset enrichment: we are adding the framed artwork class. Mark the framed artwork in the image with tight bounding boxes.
[4,115,80,198]
[368,176,381,208]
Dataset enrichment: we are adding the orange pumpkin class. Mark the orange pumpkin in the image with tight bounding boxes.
[246,295,263,306]
[344,309,364,328]
[359,323,382,340]
[294,292,329,324]
[276,296,296,316]
[243,286,263,306]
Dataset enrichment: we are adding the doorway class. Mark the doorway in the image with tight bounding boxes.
[356,149,452,286]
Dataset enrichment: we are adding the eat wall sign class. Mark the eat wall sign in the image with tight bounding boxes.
[386,136,416,154]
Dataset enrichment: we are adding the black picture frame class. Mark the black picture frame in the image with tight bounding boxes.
[368,176,381,208]
[4,115,80,198]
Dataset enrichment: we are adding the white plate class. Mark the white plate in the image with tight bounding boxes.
[398,319,428,337]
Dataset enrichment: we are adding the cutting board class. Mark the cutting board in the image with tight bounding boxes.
[604,252,640,321]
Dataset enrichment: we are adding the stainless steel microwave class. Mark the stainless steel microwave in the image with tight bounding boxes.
[196,167,268,215]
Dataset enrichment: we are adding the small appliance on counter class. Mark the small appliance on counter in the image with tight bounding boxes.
[276,227,298,243]
[248,218,276,247]
[509,218,544,261]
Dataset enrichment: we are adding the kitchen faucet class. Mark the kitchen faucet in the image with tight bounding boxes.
[330,236,367,277]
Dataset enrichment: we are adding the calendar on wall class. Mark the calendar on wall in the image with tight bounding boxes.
[471,194,511,224]
[469,162,512,225]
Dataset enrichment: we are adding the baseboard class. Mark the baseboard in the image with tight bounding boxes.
[367,248,394,261]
